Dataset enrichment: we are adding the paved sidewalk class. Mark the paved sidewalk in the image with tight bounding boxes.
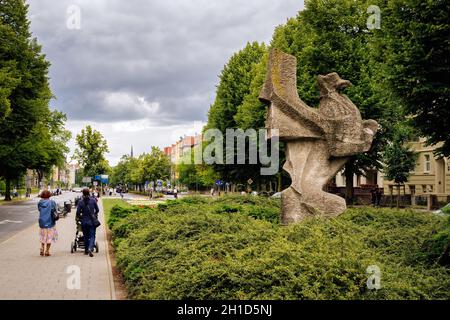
[0,200,115,300]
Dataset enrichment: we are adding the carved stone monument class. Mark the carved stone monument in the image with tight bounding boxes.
[259,49,379,224]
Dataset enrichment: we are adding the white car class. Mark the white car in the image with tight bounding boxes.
[433,203,450,215]
[72,187,83,193]
[271,192,282,198]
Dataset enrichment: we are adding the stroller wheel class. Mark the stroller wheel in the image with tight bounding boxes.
[95,242,99,253]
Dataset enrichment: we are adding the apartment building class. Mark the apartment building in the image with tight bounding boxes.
[383,139,449,195]
[334,139,449,196]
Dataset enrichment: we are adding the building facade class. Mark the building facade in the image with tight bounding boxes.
[164,134,203,183]
[382,139,449,196]
[335,139,450,197]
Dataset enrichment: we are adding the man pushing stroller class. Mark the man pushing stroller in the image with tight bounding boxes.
[76,188,100,257]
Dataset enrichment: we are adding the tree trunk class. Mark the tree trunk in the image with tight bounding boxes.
[36,170,44,189]
[390,186,393,208]
[345,166,354,205]
[4,178,11,201]
[396,184,400,209]
[278,174,282,192]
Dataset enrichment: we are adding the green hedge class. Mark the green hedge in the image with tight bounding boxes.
[108,196,450,300]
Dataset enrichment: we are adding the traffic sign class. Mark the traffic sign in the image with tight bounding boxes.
[82,177,92,183]
[215,180,223,186]
[157,180,163,186]
[247,179,253,185]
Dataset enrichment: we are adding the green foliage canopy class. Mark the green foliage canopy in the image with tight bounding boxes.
[73,125,110,177]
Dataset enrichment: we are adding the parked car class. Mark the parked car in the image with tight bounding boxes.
[258,191,275,198]
[271,192,282,199]
[163,188,174,195]
[72,187,82,193]
[433,203,450,215]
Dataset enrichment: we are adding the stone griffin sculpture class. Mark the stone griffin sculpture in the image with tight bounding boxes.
[259,49,379,224]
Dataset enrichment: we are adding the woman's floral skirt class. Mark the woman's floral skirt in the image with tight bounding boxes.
[39,227,58,244]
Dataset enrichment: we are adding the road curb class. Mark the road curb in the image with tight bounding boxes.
[98,199,117,300]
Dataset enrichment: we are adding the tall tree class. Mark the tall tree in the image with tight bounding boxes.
[206,42,266,132]
[383,124,417,208]
[73,125,110,177]
[0,0,64,200]
[205,42,267,185]
[380,0,450,156]
[110,155,132,187]
[31,110,72,186]
[139,147,171,185]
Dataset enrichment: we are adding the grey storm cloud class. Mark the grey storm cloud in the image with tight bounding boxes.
[27,0,304,125]
[25,0,304,165]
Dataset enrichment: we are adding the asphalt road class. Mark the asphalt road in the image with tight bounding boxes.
[0,191,80,243]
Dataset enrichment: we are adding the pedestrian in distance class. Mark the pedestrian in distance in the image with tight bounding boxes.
[37,190,58,257]
[76,188,100,257]
[210,187,215,197]
[173,187,178,199]
[371,188,377,207]
[375,188,383,208]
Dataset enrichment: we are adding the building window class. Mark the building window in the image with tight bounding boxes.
[422,185,427,193]
[424,154,431,173]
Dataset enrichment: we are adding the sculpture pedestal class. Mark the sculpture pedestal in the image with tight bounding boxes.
[281,139,347,224]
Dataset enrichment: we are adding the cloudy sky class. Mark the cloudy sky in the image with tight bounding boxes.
[27,0,304,165]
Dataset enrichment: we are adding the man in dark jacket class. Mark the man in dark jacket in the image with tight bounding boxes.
[76,188,100,257]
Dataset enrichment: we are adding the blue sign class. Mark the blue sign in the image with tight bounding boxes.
[93,174,108,184]
[215,180,223,186]
[157,180,163,186]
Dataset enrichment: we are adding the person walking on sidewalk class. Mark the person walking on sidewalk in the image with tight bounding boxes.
[37,190,58,257]
[76,188,100,257]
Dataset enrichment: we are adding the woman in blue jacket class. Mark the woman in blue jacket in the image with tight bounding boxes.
[38,190,58,256]
[76,188,100,257]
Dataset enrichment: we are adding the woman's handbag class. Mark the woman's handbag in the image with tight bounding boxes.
[91,215,101,228]
[51,202,60,222]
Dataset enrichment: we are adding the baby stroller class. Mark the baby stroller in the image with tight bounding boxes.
[57,201,72,218]
[71,218,99,254]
